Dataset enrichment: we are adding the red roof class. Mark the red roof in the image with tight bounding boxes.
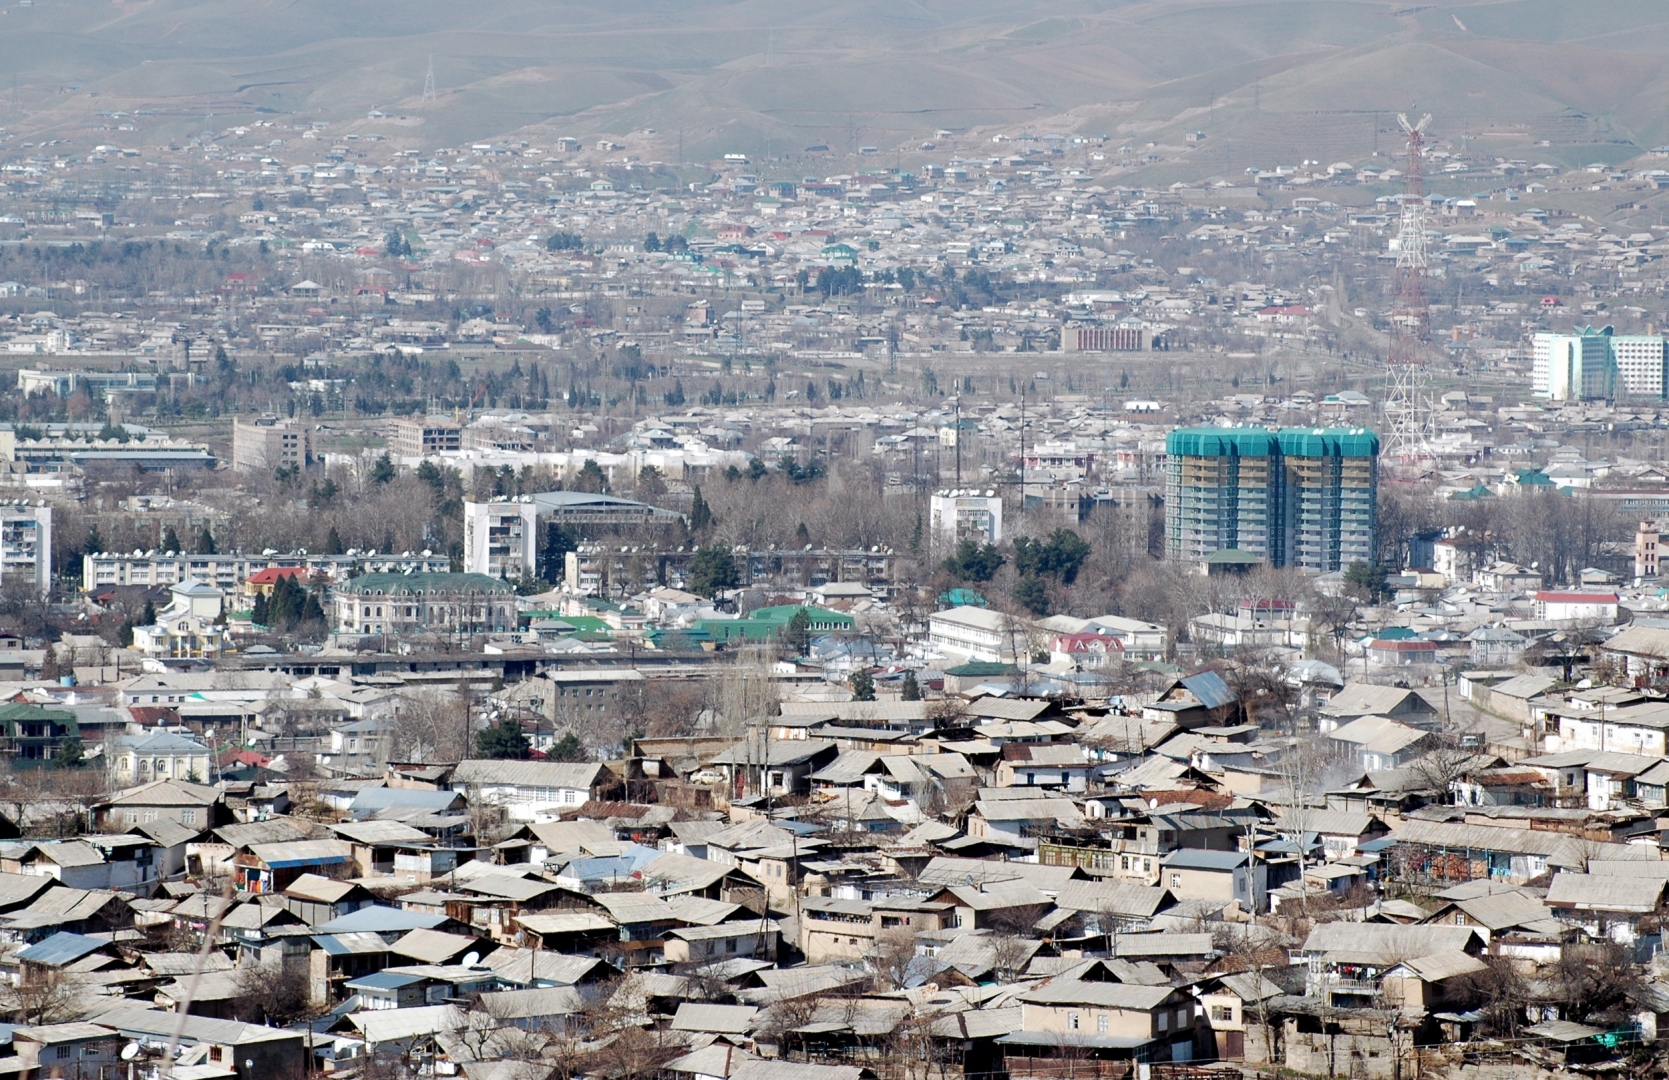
[247,567,309,586]
[127,706,179,726]
[1053,632,1123,653]
[1535,591,1617,603]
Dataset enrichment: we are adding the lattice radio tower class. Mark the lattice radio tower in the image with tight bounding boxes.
[423,56,437,102]
[1385,111,1434,459]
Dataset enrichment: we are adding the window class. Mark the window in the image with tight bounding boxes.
[1097,1014,1109,1033]
[57,1047,71,1059]
[1068,1012,1080,1030]
[1156,1011,1168,1031]
[1170,873,1181,888]
[181,809,196,825]
[1211,1006,1234,1022]
[1061,772,1070,784]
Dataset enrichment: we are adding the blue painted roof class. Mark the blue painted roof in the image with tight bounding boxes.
[1160,848,1248,870]
[350,789,463,813]
[314,906,447,934]
[17,931,106,966]
[345,971,427,991]
[1179,670,1235,710]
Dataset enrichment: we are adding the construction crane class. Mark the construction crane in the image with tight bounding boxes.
[455,379,489,424]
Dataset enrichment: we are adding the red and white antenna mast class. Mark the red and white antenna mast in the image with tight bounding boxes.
[1385,111,1434,459]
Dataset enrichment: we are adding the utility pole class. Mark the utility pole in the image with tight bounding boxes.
[954,398,962,487]
[1018,391,1026,520]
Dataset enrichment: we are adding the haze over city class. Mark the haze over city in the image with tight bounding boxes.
[0,4,1665,1080]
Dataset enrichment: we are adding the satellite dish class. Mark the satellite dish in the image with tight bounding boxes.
[461,951,481,968]
[121,1044,140,1062]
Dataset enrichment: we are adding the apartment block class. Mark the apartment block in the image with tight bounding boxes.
[82,550,450,593]
[462,492,683,578]
[929,489,1004,546]
[1612,335,1669,399]
[1532,329,1617,401]
[390,417,463,457]
[232,416,312,473]
[1165,427,1378,572]
[0,502,51,595]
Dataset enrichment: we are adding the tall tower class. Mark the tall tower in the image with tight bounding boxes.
[423,56,437,102]
[1384,112,1434,459]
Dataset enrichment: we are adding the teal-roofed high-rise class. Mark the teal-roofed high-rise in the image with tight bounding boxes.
[1165,427,1379,572]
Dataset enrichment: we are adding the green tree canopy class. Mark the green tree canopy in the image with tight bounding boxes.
[849,669,876,702]
[900,670,921,701]
[547,731,587,762]
[941,539,1005,583]
[1013,576,1051,616]
[56,738,84,768]
[687,545,739,598]
[573,459,610,494]
[1013,529,1092,585]
[1343,561,1391,602]
[476,717,531,759]
[782,609,812,657]
[370,453,397,485]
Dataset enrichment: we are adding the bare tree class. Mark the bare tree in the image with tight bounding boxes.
[390,687,470,762]
[3,968,81,1025]
[871,926,926,991]
[234,962,314,1026]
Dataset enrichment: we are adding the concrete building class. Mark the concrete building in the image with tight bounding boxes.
[1061,322,1150,352]
[928,605,1021,663]
[1533,329,1616,402]
[232,416,312,473]
[462,492,682,578]
[332,572,516,636]
[1639,520,1661,580]
[929,489,1004,546]
[0,502,50,595]
[83,550,449,593]
[390,417,463,457]
[1164,427,1378,572]
[1613,336,1668,399]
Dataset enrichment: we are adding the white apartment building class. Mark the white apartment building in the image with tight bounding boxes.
[1533,331,1616,401]
[929,489,1004,547]
[0,502,51,595]
[83,550,450,593]
[1612,336,1669,399]
[928,606,1022,663]
[462,492,682,578]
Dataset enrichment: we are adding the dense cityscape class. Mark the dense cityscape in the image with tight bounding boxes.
[3,71,1669,1080]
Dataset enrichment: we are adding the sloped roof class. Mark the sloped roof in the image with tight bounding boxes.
[1302,922,1481,964]
[452,760,606,790]
[1545,872,1668,913]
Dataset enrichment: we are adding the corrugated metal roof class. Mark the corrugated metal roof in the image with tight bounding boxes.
[670,1003,759,1033]
[16,932,105,967]
[1546,872,1667,913]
